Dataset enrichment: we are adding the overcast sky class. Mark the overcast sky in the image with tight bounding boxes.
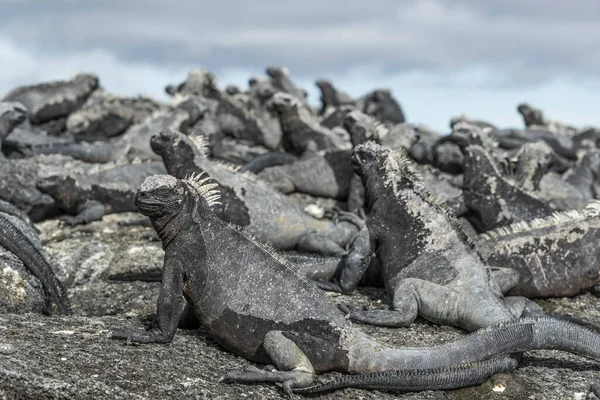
[1,0,599,132]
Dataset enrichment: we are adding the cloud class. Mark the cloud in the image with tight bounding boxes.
[2,36,599,134]
[1,0,599,84]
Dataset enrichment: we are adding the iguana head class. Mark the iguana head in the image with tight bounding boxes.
[136,173,220,220]
[517,103,545,127]
[267,92,299,114]
[0,101,28,138]
[151,129,209,171]
[352,141,420,191]
[344,111,388,147]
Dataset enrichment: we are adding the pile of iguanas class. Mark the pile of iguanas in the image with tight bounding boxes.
[2,67,600,397]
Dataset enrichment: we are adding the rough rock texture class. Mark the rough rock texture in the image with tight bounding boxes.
[1,214,599,399]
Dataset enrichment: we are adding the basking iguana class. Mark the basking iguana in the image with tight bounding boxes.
[0,101,28,147]
[150,128,361,255]
[36,161,167,226]
[109,173,600,396]
[0,199,71,315]
[325,142,549,332]
[65,89,163,141]
[256,110,389,202]
[3,73,99,124]
[477,200,600,298]
[267,92,350,156]
[462,144,555,232]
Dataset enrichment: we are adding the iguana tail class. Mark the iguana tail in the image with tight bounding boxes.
[107,267,163,282]
[525,316,600,360]
[293,355,518,395]
[0,214,72,315]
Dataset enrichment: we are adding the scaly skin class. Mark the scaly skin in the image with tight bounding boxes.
[36,161,167,226]
[477,201,600,298]
[462,145,554,233]
[3,73,99,124]
[109,174,600,396]
[268,92,350,156]
[150,128,361,255]
[0,199,71,315]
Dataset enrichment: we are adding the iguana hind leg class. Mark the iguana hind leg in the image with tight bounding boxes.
[220,330,316,395]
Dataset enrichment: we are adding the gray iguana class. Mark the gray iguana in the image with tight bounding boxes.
[325,142,548,332]
[0,101,28,147]
[476,201,600,298]
[150,129,361,255]
[268,92,350,156]
[462,144,555,233]
[36,161,167,226]
[0,199,71,315]
[3,73,99,124]
[109,173,600,396]
[66,89,163,141]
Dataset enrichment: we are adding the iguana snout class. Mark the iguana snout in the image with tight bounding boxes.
[150,130,176,154]
[135,174,182,217]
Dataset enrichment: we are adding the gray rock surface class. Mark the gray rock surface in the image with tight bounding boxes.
[2,212,600,399]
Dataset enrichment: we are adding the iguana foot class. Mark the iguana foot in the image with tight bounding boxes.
[109,328,173,344]
[220,364,313,397]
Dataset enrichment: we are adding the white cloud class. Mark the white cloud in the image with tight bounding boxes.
[1,37,599,133]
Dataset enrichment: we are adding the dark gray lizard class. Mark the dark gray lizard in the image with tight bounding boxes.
[65,89,163,141]
[0,101,28,148]
[476,200,600,298]
[327,142,547,332]
[268,92,350,156]
[109,173,600,396]
[150,129,361,255]
[462,144,554,233]
[36,161,167,226]
[3,73,99,124]
[255,110,389,202]
[0,199,71,315]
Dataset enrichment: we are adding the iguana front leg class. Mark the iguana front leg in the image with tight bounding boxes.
[59,200,105,226]
[317,225,372,293]
[110,258,184,343]
[220,330,316,396]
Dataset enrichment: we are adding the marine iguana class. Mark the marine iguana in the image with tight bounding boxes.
[0,156,57,222]
[36,161,167,226]
[462,145,555,233]
[65,89,163,141]
[255,110,388,202]
[325,142,547,332]
[268,92,351,156]
[315,79,354,115]
[517,103,577,136]
[0,101,28,146]
[109,173,600,396]
[356,88,406,125]
[0,199,71,315]
[3,73,99,124]
[150,129,361,255]
[265,66,307,102]
[476,201,600,298]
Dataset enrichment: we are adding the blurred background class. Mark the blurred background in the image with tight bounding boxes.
[1,0,598,132]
